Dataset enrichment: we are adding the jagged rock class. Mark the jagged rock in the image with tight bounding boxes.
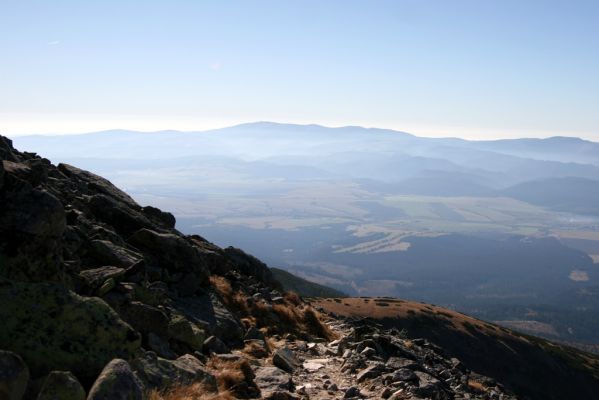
[168,314,205,351]
[57,164,139,209]
[412,371,448,400]
[0,281,140,381]
[118,301,170,340]
[127,228,210,287]
[37,371,85,400]
[174,292,245,345]
[86,194,152,238]
[356,364,383,382]
[245,326,267,341]
[0,180,66,282]
[147,333,176,359]
[0,350,29,400]
[130,352,216,391]
[203,336,230,355]
[141,206,176,229]
[391,368,418,382]
[360,346,376,357]
[79,266,125,294]
[343,386,362,399]
[87,359,143,400]
[254,366,294,392]
[223,247,280,288]
[87,240,142,268]
[272,347,301,373]
[386,357,418,370]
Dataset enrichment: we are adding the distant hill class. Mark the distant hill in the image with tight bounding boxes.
[502,177,599,215]
[270,267,346,298]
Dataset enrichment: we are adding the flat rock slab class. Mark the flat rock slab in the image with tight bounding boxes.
[302,359,329,372]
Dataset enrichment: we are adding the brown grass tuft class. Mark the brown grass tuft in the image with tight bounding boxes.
[148,384,234,400]
[207,356,258,398]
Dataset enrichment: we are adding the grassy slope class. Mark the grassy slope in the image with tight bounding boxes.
[312,297,599,400]
[271,267,347,298]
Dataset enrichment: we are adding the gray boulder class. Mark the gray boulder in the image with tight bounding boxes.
[87,359,143,400]
[0,281,141,381]
[272,347,300,373]
[130,352,216,392]
[37,371,85,400]
[0,350,29,400]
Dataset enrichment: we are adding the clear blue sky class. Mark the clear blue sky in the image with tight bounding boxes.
[1,0,598,139]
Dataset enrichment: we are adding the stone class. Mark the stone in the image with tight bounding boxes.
[57,164,139,209]
[0,350,29,400]
[174,292,245,345]
[343,386,362,399]
[86,194,152,238]
[79,266,125,294]
[141,206,176,229]
[203,336,230,355]
[127,229,210,285]
[302,359,327,372]
[118,301,170,340]
[0,183,66,282]
[87,359,143,400]
[130,352,216,392]
[88,240,142,268]
[360,346,376,357]
[356,364,382,382]
[272,347,301,373]
[37,371,85,400]
[168,314,205,351]
[412,371,446,399]
[245,326,266,341]
[0,281,141,381]
[253,367,293,392]
[392,368,418,382]
[147,332,176,359]
[386,357,418,370]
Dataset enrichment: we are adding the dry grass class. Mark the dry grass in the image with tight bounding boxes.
[207,356,258,398]
[148,384,234,400]
[242,340,270,358]
[210,275,334,340]
[467,379,487,393]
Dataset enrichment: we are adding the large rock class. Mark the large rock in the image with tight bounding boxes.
[87,359,143,400]
[174,292,245,346]
[168,314,206,351]
[86,194,152,238]
[253,367,293,392]
[57,164,139,210]
[0,178,66,282]
[37,371,86,400]
[127,229,210,287]
[87,240,142,268]
[223,247,281,288]
[130,352,216,391]
[118,301,170,340]
[272,348,301,373]
[0,350,29,400]
[79,266,125,294]
[0,281,141,381]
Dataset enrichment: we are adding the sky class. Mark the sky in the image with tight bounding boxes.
[1,0,599,140]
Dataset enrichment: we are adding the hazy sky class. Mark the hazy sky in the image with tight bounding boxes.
[1,0,598,139]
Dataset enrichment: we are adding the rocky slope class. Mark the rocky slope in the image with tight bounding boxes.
[0,134,596,400]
